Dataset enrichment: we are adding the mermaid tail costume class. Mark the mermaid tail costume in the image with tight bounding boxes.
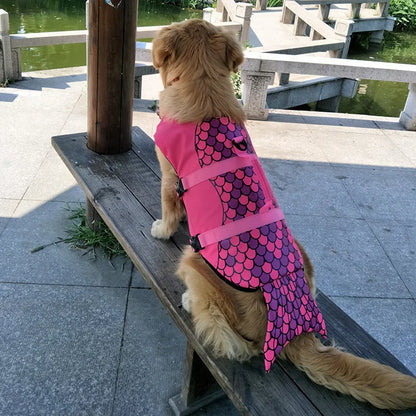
[155,117,326,372]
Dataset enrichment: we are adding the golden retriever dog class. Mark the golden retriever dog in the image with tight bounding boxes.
[150,19,416,409]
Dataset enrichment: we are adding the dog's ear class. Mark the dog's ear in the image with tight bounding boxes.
[224,31,244,73]
[152,26,178,69]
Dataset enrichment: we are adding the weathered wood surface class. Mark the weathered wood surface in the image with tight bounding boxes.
[52,128,414,416]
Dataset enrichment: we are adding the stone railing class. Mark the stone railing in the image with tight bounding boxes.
[0,9,241,83]
[281,0,348,57]
[215,0,253,45]
[241,51,416,130]
[296,0,390,20]
[256,0,268,11]
[285,0,395,47]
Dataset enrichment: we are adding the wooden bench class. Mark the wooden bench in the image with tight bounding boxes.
[52,126,415,416]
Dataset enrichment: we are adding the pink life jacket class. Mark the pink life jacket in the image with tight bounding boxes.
[154,117,326,372]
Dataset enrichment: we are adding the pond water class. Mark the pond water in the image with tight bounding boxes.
[0,0,201,71]
[1,0,415,117]
[338,32,416,117]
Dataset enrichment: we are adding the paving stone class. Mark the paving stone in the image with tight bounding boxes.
[0,199,19,235]
[329,296,416,375]
[0,200,131,287]
[260,159,362,219]
[112,288,238,416]
[0,283,127,416]
[285,215,411,299]
[24,149,85,203]
[333,165,416,222]
[368,220,416,299]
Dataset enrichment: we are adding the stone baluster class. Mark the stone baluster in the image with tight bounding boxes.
[255,0,267,11]
[281,4,295,24]
[241,69,274,120]
[235,3,253,46]
[0,10,15,83]
[376,1,389,17]
[349,3,362,19]
[294,15,307,36]
[318,4,331,21]
[400,83,416,131]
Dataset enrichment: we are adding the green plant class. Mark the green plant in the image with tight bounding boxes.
[389,0,416,31]
[159,0,213,9]
[31,204,127,262]
[232,71,243,99]
[267,0,283,6]
[0,79,9,88]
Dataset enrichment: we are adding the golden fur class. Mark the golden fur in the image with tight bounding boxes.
[151,19,416,409]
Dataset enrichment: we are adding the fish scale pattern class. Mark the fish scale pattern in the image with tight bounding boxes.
[194,117,326,371]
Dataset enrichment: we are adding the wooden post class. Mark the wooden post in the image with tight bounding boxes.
[87,0,138,154]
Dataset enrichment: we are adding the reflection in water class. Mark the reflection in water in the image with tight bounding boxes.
[339,32,416,117]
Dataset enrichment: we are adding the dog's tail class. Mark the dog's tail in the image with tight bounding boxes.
[281,332,416,410]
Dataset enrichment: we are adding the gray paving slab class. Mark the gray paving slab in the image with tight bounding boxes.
[0,140,48,199]
[0,283,128,416]
[368,220,416,299]
[0,199,131,287]
[24,149,85,203]
[113,288,238,416]
[329,296,416,375]
[131,266,150,288]
[260,158,362,219]
[0,198,19,235]
[387,132,416,166]
[336,165,416,222]
[314,130,415,168]
[285,214,411,300]
[247,121,329,163]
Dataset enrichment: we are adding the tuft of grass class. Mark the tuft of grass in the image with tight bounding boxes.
[31,204,127,263]
[64,204,127,260]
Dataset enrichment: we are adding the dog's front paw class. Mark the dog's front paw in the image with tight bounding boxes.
[182,290,192,313]
[151,219,172,239]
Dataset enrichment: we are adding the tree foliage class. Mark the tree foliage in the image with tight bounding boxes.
[389,0,416,31]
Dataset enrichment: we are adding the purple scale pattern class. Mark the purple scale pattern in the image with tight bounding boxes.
[194,117,326,372]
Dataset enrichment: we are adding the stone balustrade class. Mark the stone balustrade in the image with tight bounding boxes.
[241,51,416,130]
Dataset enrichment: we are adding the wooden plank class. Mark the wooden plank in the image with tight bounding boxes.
[51,130,415,416]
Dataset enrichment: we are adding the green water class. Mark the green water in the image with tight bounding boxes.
[0,0,415,117]
[0,0,201,71]
[338,32,416,117]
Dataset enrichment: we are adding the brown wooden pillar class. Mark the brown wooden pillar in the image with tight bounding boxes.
[87,0,138,154]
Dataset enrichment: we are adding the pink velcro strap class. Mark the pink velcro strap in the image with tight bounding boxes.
[197,208,285,249]
[181,154,256,191]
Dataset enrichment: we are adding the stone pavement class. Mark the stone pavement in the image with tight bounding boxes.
[0,66,415,415]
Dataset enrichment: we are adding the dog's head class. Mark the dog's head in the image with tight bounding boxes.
[152,19,244,87]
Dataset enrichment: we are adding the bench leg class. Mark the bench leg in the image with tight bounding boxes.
[85,198,101,232]
[169,342,225,416]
